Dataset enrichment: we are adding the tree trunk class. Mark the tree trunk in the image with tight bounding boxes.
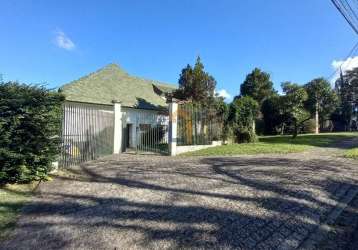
[315,101,319,134]
[281,124,285,135]
[252,120,256,135]
[292,120,298,139]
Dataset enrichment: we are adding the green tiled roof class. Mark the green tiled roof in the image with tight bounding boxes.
[60,64,177,110]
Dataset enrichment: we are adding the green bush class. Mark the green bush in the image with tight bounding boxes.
[227,96,259,143]
[302,119,316,133]
[0,82,65,184]
[234,129,257,143]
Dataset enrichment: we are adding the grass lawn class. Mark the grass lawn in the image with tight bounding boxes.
[182,132,358,156]
[0,182,37,241]
[344,148,358,159]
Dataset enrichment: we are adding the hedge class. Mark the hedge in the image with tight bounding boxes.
[0,82,65,184]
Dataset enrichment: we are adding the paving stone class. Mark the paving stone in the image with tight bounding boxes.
[264,232,286,248]
[278,225,292,237]
[277,236,301,250]
[255,242,274,250]
[2,138,358,250]
[243,237,257,249]
[256,226,273,239]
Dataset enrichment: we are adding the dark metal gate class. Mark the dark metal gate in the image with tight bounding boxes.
[60,101,114,167]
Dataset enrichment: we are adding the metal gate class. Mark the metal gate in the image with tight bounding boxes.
[122,108,170,155]
[59,101,114,167]
[177,103,223,145]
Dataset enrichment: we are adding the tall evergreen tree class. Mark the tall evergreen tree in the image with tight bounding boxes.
[335,67,358,130]
[240,68,276,104]
[173,56,216,105]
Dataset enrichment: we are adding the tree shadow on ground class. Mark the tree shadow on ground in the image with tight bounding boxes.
[2,155,358,249]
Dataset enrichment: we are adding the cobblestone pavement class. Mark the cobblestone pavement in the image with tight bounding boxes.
[316,190,358,250]
[2,139,358,250]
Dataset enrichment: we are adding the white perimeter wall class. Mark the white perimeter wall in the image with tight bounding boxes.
[176,141,222,155]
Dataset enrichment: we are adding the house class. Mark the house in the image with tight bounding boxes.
[60,63,176,110]
[59,63,176,166]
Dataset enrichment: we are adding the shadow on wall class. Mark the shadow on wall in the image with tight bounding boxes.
[2,156,358,249]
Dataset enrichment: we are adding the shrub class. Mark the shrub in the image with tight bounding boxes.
[222,124,235,144]
[235,129,257,143]
[302,119,316,133]
[227,96,259,143]
[0,82,65,184]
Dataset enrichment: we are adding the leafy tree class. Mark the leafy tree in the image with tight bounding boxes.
[304,78,338,134]
[227,96,259,142]
[0,82,65,184]
[280,82,310,138]
[240,68,276,104]
[211,95,228,116]
[343,68,358,128]
[334,68,358,131]
[173,56,216,105]
[261,95,284,134]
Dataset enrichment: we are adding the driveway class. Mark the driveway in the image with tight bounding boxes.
[2,141,358,249]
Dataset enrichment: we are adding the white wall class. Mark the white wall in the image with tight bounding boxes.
[176,141,222,155]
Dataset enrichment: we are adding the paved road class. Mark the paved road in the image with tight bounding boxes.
[1,140,358,249]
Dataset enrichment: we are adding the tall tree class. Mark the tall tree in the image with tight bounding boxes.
[335,67,358,130]
[261,95,284,134]
[304,78,338,134]
[173,56,216,105]
[227,96,259,142]
[240,68,276,104]
[281,82,310,138]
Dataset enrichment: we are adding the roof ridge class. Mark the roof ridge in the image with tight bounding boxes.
[60,63,128,90]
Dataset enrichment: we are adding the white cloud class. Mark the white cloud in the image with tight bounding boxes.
[54,30,75,50]
[331,56,358,82]
[217,89,232,100]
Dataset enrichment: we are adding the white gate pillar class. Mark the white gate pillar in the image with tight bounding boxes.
[169,102,178,156]
[113,100,122,154]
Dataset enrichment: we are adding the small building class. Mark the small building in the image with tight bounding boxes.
[59,63,176,166]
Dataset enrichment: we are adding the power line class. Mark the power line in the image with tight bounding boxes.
[343,0,358,21]
[328,0,358,81]
[331,0,358,34]
[327,40,358,81]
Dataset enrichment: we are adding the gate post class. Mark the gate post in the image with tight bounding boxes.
[113,100,122,154]
[169,102,178,156]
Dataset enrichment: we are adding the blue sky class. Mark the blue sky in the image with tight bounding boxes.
[0,0,357,100]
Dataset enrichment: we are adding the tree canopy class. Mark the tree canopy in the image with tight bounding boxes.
[240,68,276,104]
[173,56,216,105]
[227,96,259,142]
[304,78,338,133]
[280,82,310,138]
[334,67,358,131]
